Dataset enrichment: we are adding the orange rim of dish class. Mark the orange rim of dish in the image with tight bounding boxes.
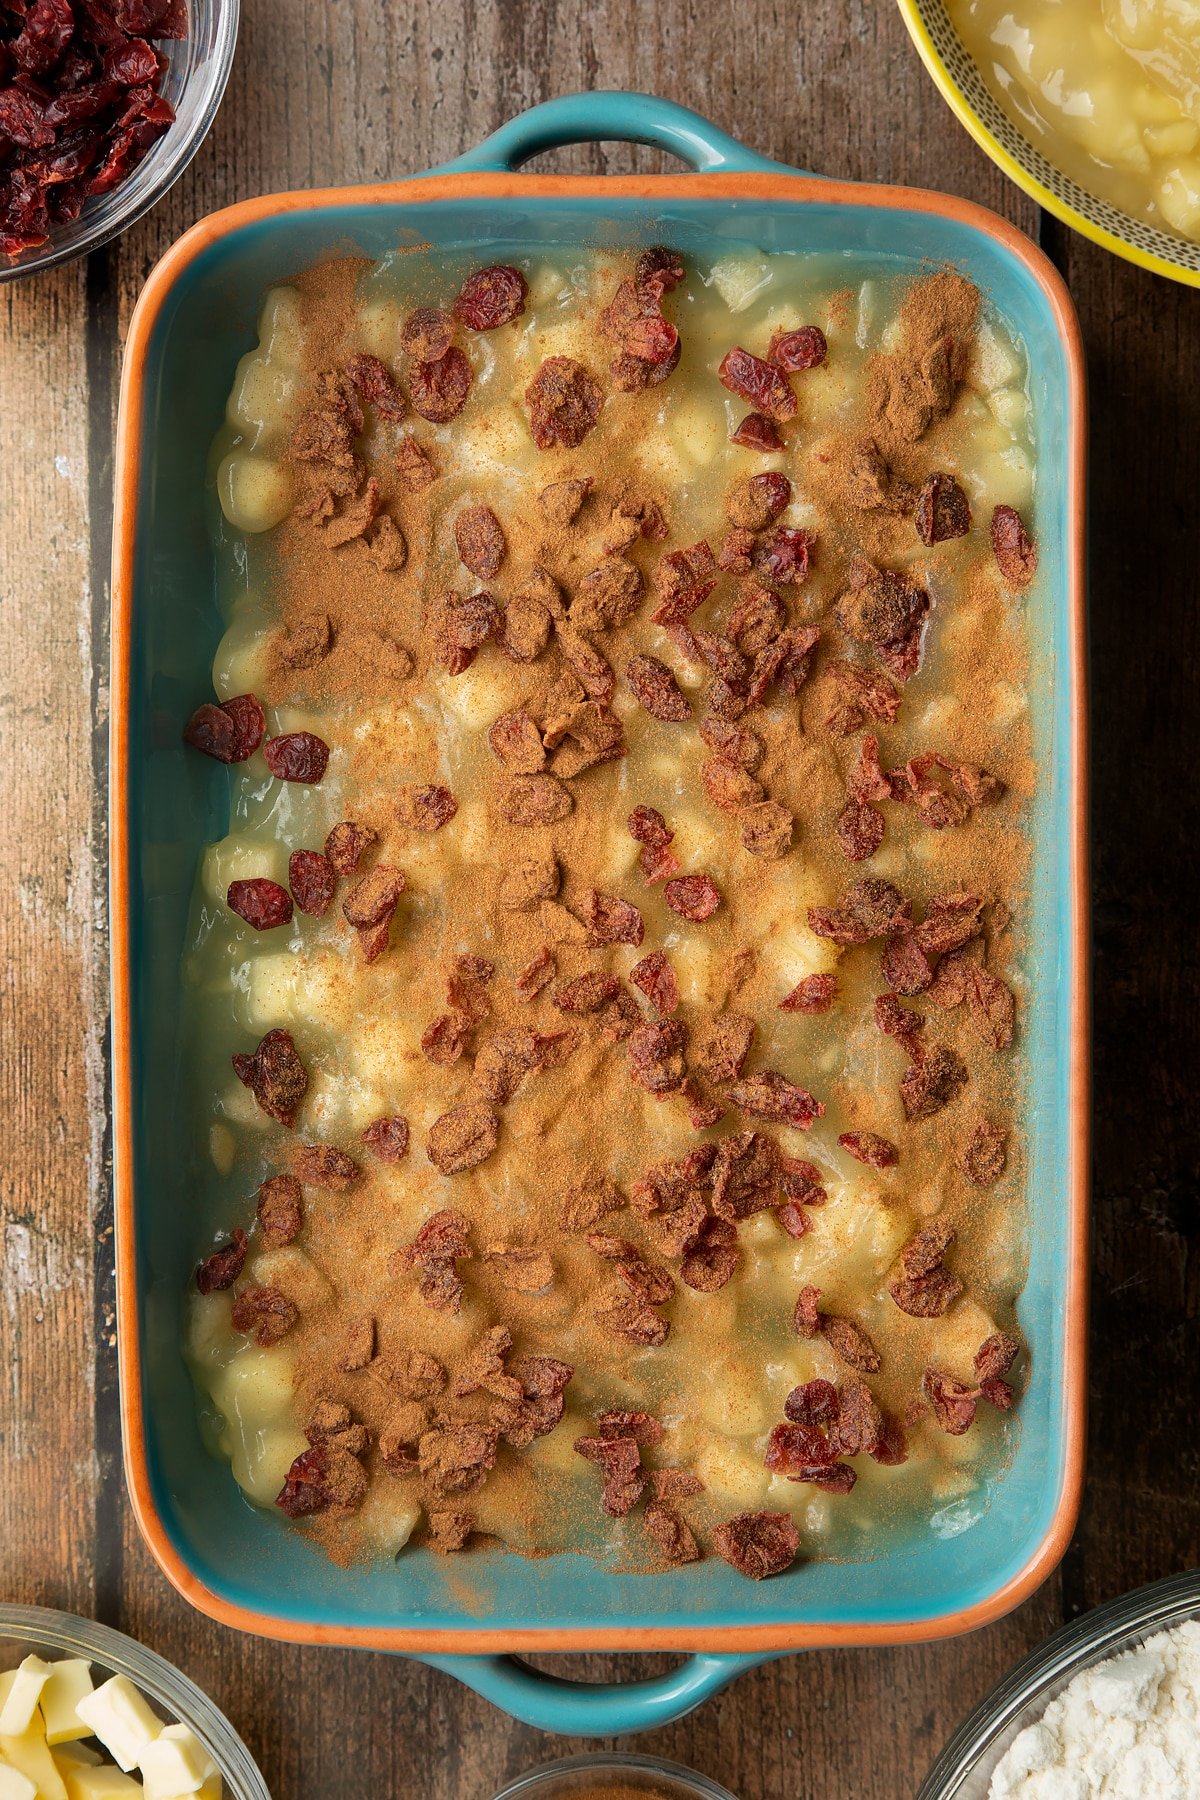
[112,169,1090,1653]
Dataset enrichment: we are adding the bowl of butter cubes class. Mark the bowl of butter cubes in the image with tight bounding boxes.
[0,1606,269,1800]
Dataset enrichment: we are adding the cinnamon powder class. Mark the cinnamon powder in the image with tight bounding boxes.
[209,248,1035,1566]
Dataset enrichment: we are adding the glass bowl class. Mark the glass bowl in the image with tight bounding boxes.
[0,1603,269,1799]
[917,1569,1200,1798]
[490,1753,739,1800]
[0,0,239,284]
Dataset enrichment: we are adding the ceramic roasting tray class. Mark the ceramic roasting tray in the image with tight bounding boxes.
[111,92,1089,1735]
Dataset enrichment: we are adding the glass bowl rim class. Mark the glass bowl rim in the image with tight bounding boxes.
[0,1603,270,1799]
[488,1751,740,1800]
[0,0,240,284]
[917,1568,1200,1799]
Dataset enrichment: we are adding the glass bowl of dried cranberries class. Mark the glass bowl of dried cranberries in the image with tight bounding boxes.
[0,0,238,280]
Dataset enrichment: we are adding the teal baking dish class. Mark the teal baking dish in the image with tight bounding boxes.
[111,92,1089,1735]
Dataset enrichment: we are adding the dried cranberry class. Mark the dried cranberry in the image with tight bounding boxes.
[880,931,933,996]
[779,974,836,1014]
[784,1378,839,1427]
[628,805,672,846]
[361,1115,410,1163]
[754,526,812,585]
[227,878,293,931]
[346,352,405,419]
[914,472,970,545]
[456,264,528,330]
[730,412,782,451]
[991,504,1037,585]
[628,1019,687,1096]
[808,877,910,946]
[398,783,458,832]
[525,356,604,450]
[769,325,827,371]
[718,347,797,422]
[514,946,555,1001]
[426,1102,499,1177]
[629,950,678,1016]
[958,1118,1007,1186]
[421,1011,471,1065]
[222,693,266,759]
[975,1332,1019,1384]
[711,1511,800,1579]
[730,1070,823,1130]
[409,345,473,422]
[343,864,405,929]
[923,1369,978,1436]
[875,993,926,1050]
[182,702,236,762]
[664,874,721,922]
[838,1130,898,1170]
[764,1421,835,1477]
[294,1143,360,1191]
[635,245,685,305]
[601,280,680,364]
[836,799,885,863]
[574,1432,645,1518]
[275,1446,336,1517]
[585,890,644,947]
[257,1175,303,1247]
[230,1283,297,1347]
[680,1216,738,1291]
[184,692,264,764]
[263,732,329,784]
[793,1284,822,1338]
[969,967,1016,1051]
[626,654,689,722]
[455,503,506,579]
[915,892,984,956]
[900,1045,969,1121]
[402,307,455,362]
[232,1029,308,1128]
[196,1228,247,1294]
[288,850,335,917]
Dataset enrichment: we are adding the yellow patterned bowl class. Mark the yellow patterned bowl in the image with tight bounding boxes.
[897,0,1200,288]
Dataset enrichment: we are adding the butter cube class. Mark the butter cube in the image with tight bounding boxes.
[137,1727,213,1800]
[0,1767,37,1800]
[40,1663,94,1745]
[0,1722,68,1800]
[62,1773,143,1800]
[51,1747,102,1772]
[0,1660,52,1737]
[74,1681,161,1774]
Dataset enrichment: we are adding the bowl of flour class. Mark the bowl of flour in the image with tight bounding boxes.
[917,1570,1200,1800]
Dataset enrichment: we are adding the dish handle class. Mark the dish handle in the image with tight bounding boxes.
[432,91,806,177]
[416,1650,777,1735]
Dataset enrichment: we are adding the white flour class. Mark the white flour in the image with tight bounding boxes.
[989,1619,1200,1800]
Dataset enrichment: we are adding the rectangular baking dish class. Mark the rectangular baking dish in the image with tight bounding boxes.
[111,92,1089,1736]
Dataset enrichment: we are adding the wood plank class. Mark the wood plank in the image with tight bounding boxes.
[0,258,102,1615]
[1048,225,1200,1624]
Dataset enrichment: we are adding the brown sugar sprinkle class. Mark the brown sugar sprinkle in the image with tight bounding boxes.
[191,252,1033,1572]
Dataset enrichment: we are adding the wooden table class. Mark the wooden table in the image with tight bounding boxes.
[2,2,1196,1794]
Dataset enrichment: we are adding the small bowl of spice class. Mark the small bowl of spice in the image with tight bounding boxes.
[0,0,238,278]
[917,1568,1200,1799]
[490,1755,739,1800]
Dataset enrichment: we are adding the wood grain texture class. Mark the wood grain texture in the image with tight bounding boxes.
[0,1,1194,1795]
[0,259,105,1616]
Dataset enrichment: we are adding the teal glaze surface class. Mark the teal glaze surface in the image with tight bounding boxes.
[115,93,1084,1735]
